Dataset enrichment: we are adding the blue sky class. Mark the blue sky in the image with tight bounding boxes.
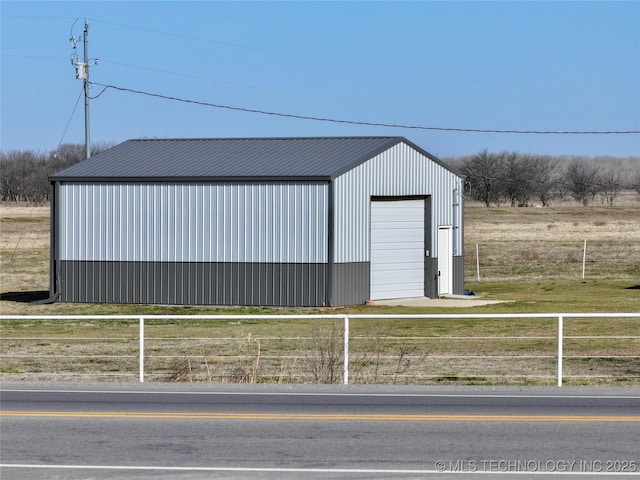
[1,1,639,159]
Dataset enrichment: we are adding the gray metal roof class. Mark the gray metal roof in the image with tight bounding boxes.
[50,136,451,182]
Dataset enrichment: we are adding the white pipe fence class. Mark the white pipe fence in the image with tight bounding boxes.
[1,313,639,387]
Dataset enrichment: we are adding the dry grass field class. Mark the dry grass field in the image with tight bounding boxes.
[0,205,50,296]
[464,204,640,282]
[1,195,639,385]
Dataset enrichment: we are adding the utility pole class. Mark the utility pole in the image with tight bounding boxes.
[71,18,93,159]
[83,19,90,159]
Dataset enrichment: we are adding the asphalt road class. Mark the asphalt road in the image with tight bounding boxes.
[1,382,639,479]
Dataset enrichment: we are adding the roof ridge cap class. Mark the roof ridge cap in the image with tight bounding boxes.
[129,136,405,142]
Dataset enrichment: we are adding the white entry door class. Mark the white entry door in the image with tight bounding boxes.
[437,226,453,296]
[370,199,424,300]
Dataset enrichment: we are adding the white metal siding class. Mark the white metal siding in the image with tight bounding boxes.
[58,182,328,263]
[333,142,462,263]
[370,200,425,299]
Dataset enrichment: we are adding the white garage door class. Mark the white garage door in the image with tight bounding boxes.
[370,199,424,300]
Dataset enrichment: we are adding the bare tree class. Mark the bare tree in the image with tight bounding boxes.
[459,150,503,207]
[460,151,554,207]
[564,159,602,206]
[530,155,562,206]
[599,170,622,206]
[0,150,46,203]
[0,142,113,204]
[450,152,636,207]
[0,151,19,201]
[500,152,540,207]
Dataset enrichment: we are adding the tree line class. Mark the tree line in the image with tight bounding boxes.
[0,143,113,205]
[1,143,638,206]
[445,150,640,207]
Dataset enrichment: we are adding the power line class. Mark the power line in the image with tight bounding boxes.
[95,59,485,121]
[89,18,634,100]
[90,82,640,136]
[4,15,636,99]
[1,53,67,60]
[57,86,84,149]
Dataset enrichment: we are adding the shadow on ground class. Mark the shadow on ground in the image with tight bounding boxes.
[0,291,49,303]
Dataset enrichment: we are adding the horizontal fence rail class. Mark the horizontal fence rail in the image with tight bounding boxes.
[1,313,639,387]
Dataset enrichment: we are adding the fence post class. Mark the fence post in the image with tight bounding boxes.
[343,315,349,385]
[557,315,563,387]
[139,318,145,383]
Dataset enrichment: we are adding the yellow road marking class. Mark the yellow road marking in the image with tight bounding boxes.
[1,411,639,422]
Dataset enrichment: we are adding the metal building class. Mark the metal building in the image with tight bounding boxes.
[48,137,464,307]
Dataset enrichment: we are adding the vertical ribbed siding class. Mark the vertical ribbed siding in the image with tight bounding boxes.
[58,261,328,306]
[332,142,462,263]
[330,262,369,305]
[58,182,329,263]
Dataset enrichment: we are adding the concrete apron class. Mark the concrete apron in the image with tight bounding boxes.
[372,295,506,308]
